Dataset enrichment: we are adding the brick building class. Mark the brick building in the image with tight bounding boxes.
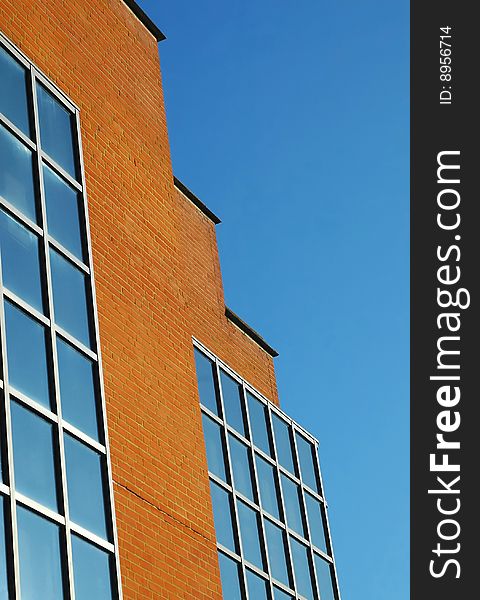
[0,1,341,599]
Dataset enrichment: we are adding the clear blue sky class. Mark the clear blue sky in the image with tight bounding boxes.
[138,1,409,598]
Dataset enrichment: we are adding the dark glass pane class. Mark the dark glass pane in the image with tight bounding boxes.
[194,348,219,415]
[43,164,83,259]
[201,413,227,481]
[272,415,296,475]
[220,370,246,436]
[256,455,280,520]
[274,588,294,600]
[314,555,336,600]
[50,249,92,348]
[17,506,65,600]
[210,481,236,552]
[296,434,320,493]
[0,124,36,222]
[37,84,77,179]
[264,520,291,587]
[0,209,43,312]
[11,402,59,511]
[237,501,264,570]
[229,434,254,501]
[5,302,51,408]
[281,475,306,538]
[305,494,328,554]
[0,46,30,136]
[64,434,109,540]
[218,552,242,600]
[57,338,100,440]
[290,538,315,600]
[247,393,272,456]
[0,498,10,600]
[72,535,114,600]
[246,570,269,600]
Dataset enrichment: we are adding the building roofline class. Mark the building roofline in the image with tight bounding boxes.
[225,307,279,358]
[122,0,166,42]
[174,176,222,225]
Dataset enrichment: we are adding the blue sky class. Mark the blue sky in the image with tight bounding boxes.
[138,1,409,598]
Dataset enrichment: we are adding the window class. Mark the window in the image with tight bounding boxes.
[0,33,121,599]
[194,342,340,600]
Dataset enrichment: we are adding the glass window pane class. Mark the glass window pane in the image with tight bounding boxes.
[220,370,246,437]
[290,538,315,600]
[210,481,236,552]
[194,348,219,416]
[72,535,114,600]
[256,455,280,520]
[43,164,84,259]
[57,338,100,440]
[17,506,66,600]
[264,520,291,587]
[0,46,30,136]
[64,434,109,540]
[246,570,269,600]
[50,249,92,348]
[281,474,306,538]
[274,588,294,600]
[11,402,59,512]
[0,209,43,312]
[314,555,336,600]
[37,84,77,179]
[305,494,328,554]
[237,501,264,570]
[0,124,36,222]
[247,393,272,456]
[218,552,242,600]
[228,434,254,501]
[272,415,296,475]
[0,498,10,600]
[296,434,320,493]
[201,413,227,482]
[5,302,51,408]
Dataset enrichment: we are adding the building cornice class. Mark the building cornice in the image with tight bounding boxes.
[174,176,222,225]
[225,307,279,358]
[122,0,166,42]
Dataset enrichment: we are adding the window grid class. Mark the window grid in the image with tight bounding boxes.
[194,339,342,600]
[0,32,122,599]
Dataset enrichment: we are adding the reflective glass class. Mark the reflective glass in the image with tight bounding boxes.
[210,481,236,552]
[17,506,65,600]
[43,164,83,259]
[272,414,296,474]
[229,434,254,501]
[220,370,246,437]
[296,433,319,493]
[37,84,77,179]
[247,392,272,456]
[314,555,336,600]
[50,249,92,347]
[72,535,114,600]
[0,124,36,222]
[256,455,280,520]
[5,301,51,408]
[218,552,242,600]
[281,474,306,537]
[202,413,227,481]
[305,494,328,554]
[0,209,43,312]
[57,338,100,440]
[11,402,59,511]
[237,501,264,570]
[194,348,219,416]
[246,570,269,600]
[0,498,10,600]
[0,46,30,136]
[264,520,291,587]
[274,588,294,600]
[290,538,315,600]
[64,434,109,539]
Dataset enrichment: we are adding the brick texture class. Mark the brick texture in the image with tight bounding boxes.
[1,1,279,598]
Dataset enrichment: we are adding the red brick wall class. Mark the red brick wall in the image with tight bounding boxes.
[1,1,278,598]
